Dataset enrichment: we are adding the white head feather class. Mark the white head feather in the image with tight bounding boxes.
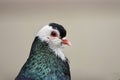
[37,25,66,60]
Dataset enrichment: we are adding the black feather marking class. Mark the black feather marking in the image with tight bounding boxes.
[49,23,66,39]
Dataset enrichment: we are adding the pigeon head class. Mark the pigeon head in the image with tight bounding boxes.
[37,23,71,48]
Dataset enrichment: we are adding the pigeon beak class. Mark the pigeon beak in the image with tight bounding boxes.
[62,38,71,46]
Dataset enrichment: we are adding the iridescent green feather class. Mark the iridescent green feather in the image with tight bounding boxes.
[15,37,71,80]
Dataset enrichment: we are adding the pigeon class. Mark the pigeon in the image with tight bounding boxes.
[15,23,71,80]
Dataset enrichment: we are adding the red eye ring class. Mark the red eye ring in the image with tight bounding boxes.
[51,31,58,37]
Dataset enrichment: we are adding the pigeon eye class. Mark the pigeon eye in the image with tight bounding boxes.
[51,31,58,37]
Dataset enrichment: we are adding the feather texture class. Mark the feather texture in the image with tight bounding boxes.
[15,37,71,80]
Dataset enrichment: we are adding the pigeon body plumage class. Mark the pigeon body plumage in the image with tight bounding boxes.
[15,23,71,80]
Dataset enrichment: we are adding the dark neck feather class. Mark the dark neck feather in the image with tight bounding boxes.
[29,36,68,62]
[29,37,50,56]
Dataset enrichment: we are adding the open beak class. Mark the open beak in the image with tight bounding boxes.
[62,38,71,46]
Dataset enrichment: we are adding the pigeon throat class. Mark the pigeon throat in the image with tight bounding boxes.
[33,36,66,61]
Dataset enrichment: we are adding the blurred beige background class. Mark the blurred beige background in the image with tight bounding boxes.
[0,0,120,80]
